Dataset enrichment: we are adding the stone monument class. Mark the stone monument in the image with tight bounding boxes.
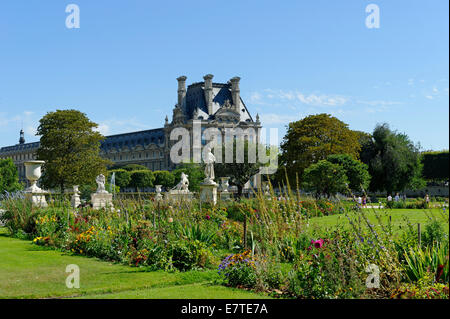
[91,174,114,210]
[200,147,218,205]
[166,172,193,202]
[71,185,81,208]
[24,160,48,208]
[220,177,231,201]
[155,185,163,201]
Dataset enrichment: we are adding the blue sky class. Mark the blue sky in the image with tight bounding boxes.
[0,0,448,150]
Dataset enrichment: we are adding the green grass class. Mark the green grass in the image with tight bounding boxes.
[308,208,449,235]
[0,228,269,299]
[77,283,271,299]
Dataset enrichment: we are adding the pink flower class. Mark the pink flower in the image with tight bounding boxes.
[311,239,324,249]
[205,215,211,220]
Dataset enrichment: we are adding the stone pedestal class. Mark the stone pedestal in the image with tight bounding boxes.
[220,191,231,201]
[71,194,81,208]
[24,160,48,208]
[91,192,113,210]
[200,183,218,205]
[165,190,193,203]
[25,193,48,208]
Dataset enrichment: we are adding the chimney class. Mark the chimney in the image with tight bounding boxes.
[177,76,187,107]
[230,76,241,113]
[203,74,214,115]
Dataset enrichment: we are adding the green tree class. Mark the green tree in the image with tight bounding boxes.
[362,123,425,194]
[214,139,262,197]
[0,158,22,194]
[36,109,111,191]
[129,170,155,191]
[326,154,371,193]
[120,164,148,171]
[172,162,205,192]
[107,169,131,189]
[355,130,374,163]
[153,170,175,189]
[421,151,449,182]
[302,160,348,198]
[279,113,361,184]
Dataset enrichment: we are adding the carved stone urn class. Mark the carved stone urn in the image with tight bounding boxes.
[220,177,230,192]
[24,160,48,207]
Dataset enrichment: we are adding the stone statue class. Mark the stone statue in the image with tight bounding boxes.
[204,146,216,184]
[71,185,81,208]
[91,174,113,210]
[96,174,107,193]
[172,172,189,191]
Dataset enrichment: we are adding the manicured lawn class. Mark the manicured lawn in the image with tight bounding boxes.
[308,208,449,234]
[77,283,271,299]
[0,228,270,299]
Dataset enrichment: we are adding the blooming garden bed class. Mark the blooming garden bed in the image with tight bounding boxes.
[0,193,448,299]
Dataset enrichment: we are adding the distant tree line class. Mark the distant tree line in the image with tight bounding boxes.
[421,151,449,182]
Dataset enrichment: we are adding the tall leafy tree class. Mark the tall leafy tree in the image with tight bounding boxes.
[302,160,348,198]
[326,154,371,193]
[36,109,111,191]
[214,139,262,197]
[0,158,22,194]
[362,123,425,194]
[279,113,361,184]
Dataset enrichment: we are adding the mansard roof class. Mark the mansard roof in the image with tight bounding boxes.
[183,82,253,122]
[0,129,165,154]
[100,128,165,151]
[0,141,40,153]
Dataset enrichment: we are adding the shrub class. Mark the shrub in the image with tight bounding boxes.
[422,220,447,246]
[129,170,155,191]
[218,251,257,288]
[391,273,449,299]
[153,170,175,189]
[1,196,36,237]
[170,240,212,271]
[403,241,449,283]
[107,169,131,189]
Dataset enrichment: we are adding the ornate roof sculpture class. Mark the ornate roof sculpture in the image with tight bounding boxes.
[172,74,254,125]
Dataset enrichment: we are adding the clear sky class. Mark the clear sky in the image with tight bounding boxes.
[0,0,448,151]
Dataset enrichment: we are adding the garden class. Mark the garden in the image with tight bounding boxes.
[1,187,448,299]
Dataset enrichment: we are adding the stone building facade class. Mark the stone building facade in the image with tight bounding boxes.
[0,75,262,186]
